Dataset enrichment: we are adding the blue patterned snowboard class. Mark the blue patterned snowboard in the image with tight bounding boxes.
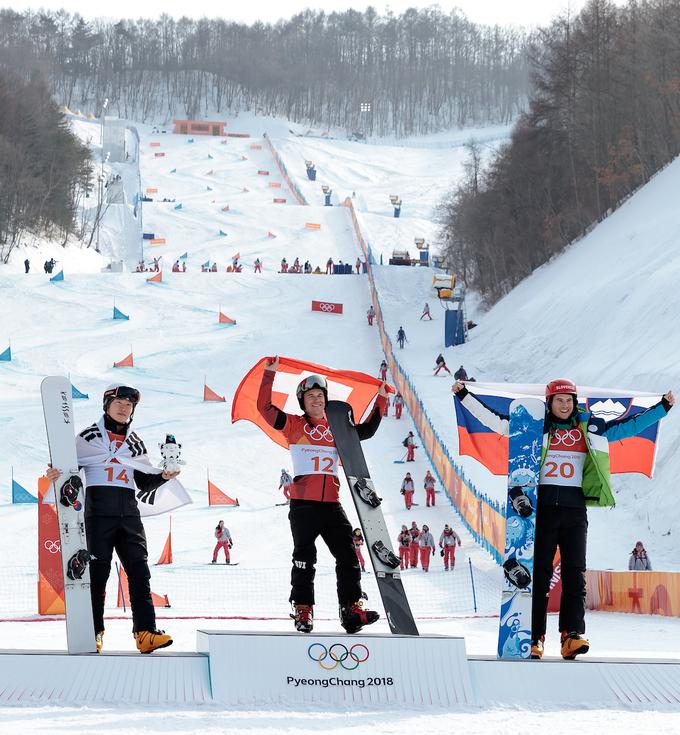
[497,398,544,659]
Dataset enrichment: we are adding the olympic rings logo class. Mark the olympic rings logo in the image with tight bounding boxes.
[308,643,369,670]
[319,303,335,312]
[44,539,61,554]
[550,428,583,448]
[303,423,334,443]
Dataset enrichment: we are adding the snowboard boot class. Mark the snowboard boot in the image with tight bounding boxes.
[530,635,544,660]
[134,629,173,654]
[211,560,216,564]
[560,631,589,660]
[95,631,104,654]
[340,600,380,634]
[292,604,313,633]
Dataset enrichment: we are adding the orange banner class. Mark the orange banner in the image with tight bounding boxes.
[38,476,65,615]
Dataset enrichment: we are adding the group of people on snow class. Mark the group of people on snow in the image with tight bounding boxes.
[41,354,673,658]
[399,470,437,509]
[397,522,461,572]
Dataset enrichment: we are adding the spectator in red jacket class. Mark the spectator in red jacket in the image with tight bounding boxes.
[424,470,436,507]
[397,525,411,569]
[401,472,415,510]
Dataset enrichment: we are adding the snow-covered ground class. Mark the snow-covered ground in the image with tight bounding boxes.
[2,113,680,728]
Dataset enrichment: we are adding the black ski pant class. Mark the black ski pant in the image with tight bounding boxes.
[531,505,588,640]
[288,499,361,608]
[86,514,156,634]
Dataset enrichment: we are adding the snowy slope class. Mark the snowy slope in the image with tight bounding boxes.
[0,126,499,648]
[267,125,680,572]
[1,111,680,679]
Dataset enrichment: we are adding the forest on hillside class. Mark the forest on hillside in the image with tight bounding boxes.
[440,0,680,304]
[0,70,91,262]
[0,7,529,136]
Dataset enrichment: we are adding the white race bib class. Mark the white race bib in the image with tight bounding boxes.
[539,450,586,487]
[84,462,134,489]
[290,444,339,477]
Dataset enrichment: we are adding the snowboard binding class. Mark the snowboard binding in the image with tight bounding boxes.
[59,475,83,509]
[508,486,534,518]
[159,434,186,474]
[371,540,400,569]
[353,478,382,508]
[66,549,94,580]
[503,558,532,589]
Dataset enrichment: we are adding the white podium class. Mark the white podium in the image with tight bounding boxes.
[196,630,474,707]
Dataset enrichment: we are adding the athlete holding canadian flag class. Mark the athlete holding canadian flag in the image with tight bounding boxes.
[258,356,388,634]
[452,378,674,660]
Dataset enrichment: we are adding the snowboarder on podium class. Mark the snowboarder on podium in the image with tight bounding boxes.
[452,378,674,660]
[257,356,388,634]
[46,383,178,654]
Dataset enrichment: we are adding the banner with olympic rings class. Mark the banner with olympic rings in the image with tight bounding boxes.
[311,300,343,314]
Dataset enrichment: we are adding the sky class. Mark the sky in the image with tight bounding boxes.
[3,0,627,27]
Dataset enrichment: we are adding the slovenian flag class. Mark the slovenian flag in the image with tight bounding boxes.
[454,382,665,478]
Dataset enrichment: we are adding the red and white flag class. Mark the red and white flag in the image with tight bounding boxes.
[232,356,394,449]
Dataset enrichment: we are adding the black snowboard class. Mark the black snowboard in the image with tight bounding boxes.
[326,400,419,636]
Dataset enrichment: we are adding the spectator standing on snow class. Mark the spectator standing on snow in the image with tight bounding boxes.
[281,258,288,273]
[420,303,432,320]
[212,520,233,564]
[394,392,404,420]
[424,470,436,507]
[367,305,375,326]
[419,525,435,572]
[439,524,462,571]
[401,472,415,510]
[279,468,293,504]
[454,365,469,381]
[434,354,452,376]
[379,360,388,381]
[24,259,30,273]
[397,525,411,569]
[353,528,367,573]
[629,541,652,570]
[355,258,361,274]
[409,522,420,569]
[326,257,334,274]
[396,326,407,349]
[403,431,416,462]
[254,258,263,273]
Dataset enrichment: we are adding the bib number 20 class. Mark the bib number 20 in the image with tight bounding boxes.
[544,461,574,479]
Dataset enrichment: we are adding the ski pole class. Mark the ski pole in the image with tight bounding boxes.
[393,452,407,464]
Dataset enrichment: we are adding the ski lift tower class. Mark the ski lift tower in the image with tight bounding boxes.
[433,273,468,346]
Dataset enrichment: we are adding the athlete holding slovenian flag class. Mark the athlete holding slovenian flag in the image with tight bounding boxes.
[452,378,674,661]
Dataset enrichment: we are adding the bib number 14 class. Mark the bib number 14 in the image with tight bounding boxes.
[105,467,131,484]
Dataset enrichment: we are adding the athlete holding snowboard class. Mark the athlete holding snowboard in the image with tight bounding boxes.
[47,383,179,654]
[453,378,674,660]
[257,356,388,634]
